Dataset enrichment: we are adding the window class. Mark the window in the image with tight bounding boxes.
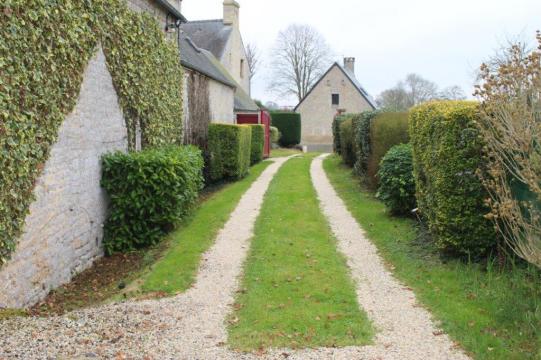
[240,59,245,78]
[332,93,340,106]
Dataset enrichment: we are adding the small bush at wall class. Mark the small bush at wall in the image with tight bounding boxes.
[249,124,265,164]
[376,144,416,215]
[270,126,281,144]
[208,124,252,182]
[340,119,356,166]
[101,146,204,254]
[0,0,184,264]
[367,112,409,188]
[270,112,301,147]
[410,101,496,257]
[353,111,380,179]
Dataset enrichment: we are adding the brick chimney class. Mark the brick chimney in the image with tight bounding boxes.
[344,57,355,75]
[223,0,240,28]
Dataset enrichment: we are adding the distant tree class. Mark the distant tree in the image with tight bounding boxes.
[268,24,333,103]
[246,43,259,80]
[439,85,467,100]
[376,86,410,111]
[254,99,266,109]
[264,101,280,110]
[377,73,465,110]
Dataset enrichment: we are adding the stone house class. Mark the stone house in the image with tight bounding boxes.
[294,58,376,151]
[182,0,259,121]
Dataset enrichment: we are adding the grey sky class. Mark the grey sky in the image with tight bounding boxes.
[182,0,540,106]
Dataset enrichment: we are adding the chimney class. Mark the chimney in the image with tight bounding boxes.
[223,0,240,28]
[344,57,355,75]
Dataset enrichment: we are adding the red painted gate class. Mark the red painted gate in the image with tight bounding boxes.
[236,110,271,158]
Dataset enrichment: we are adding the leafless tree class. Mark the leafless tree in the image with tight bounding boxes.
[246,43,259,80]
[439,85,467,100]
[268,24,333,102]
[377,73,465,110]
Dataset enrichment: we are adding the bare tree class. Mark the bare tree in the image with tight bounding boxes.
[268,24,333,102]
[246,43,259,80]
[377,73,465,110]
[439,85,467,100]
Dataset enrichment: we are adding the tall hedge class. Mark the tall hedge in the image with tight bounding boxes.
[367,112,409,188]
[353,111,380,179]
[339,119,356,166]
[208,124,252,182]
[249,124,265,164]
[0,0,184,265]
[410,101,496,257]
[101,146,203,254]
[270,112,301,147]
[333,114,353,154]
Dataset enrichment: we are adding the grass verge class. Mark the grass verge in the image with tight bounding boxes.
[323,154,541,360]
[270,148,302,158]
[228,154,373,351]
[135,160,273,295]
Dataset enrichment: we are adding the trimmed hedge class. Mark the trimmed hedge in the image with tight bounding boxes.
[376,144,416,215]
[333,114,350,154]
[270,112,301,147]
[208,123,252,182]
[410,101,496,257]
[353,111,380,178]
[367,112,410,188]
[249,124,265,164]
[339,119,356,166]
[270,126,281,144]
[101,146,204,254]
[0,0,184,264]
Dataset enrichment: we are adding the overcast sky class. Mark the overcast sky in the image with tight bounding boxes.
[182,0,540,107]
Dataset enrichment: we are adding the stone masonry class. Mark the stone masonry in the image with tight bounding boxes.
[0,48,128,308]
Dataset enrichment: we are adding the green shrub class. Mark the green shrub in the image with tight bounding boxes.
[340,119,356,166]
[376,144,416,215]
[0,0,184,264]
[270,112,301,147]
[410,101,496,257]
[367,112,410,188]
[270,126,281,144]
[332,114,349,154]
[249,124,265,164]
[101,146,203,254]
[352,111,380,179]
[208,124,252,182]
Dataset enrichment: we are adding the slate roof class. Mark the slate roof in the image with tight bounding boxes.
[294,62,377,111]
[182,20,232,60]
[203,49,259,112]
[179,32,236,88]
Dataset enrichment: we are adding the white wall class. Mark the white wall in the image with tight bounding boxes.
[209,79,235,123]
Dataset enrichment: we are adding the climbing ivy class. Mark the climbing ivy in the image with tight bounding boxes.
[0,0,184,265]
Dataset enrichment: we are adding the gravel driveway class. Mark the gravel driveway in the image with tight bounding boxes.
[0,154,469,360]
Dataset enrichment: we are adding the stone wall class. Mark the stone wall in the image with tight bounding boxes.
[296,65,373,146]
[127,0,182,30]
[208,78,235,123]
[0,48,128,308]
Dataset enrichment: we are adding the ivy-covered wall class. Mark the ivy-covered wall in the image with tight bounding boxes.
[0,0,184,265]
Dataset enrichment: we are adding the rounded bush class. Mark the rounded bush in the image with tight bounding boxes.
[376,144,416,215]
[270,126,281,144]
[270,112,301,147]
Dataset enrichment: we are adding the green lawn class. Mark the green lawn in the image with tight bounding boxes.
[270,148,302,158]
[128,161,273,296]
[228,154,373,351]
[323,154,541,360]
